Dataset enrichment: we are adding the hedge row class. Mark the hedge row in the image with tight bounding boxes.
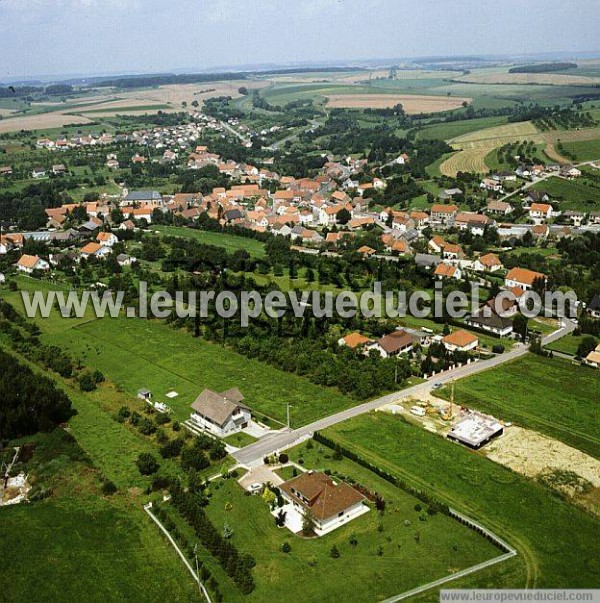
[170,484,255,594]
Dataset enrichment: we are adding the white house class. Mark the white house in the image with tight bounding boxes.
[189,388,251,438]
[505,267,546,291]
[96,232,119,247]
[16,254,50,273]
[472,253,503,273]
[442,330,479,352]
[529,203,552,223]
[279,471,368,536]
[80,242,111,259]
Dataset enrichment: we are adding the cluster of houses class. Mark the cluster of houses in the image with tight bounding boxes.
[338,326,480,357]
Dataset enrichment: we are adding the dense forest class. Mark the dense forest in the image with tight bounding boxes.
[509,62,577,74]
[0,349,74,440]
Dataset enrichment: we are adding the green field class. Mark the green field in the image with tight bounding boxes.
[196,447,500,602]
[438,354,600,458]
[0,430,195,602]
[0,498,196,602]
[3,279,359,428]
[560,139,600,162]
[153,225,266,257]
[546,333,590,356]
[418,116,510,142]
[532,176,600,211]
[323,412,600,590]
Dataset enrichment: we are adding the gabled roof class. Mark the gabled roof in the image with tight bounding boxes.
[125,190,161,201]
[17,254,41,269]
[479,253,502,268]
[505,267,546,286]
[588,294,600,312]
[190,388,249,427]
[434,263,458,278]
[81,242,104,255]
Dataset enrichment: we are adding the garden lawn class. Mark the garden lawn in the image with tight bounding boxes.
[437,353,600,459]
[153,225,266,258]
[546,334,591,356]
[197,450,500,603]
[324,412,600,590]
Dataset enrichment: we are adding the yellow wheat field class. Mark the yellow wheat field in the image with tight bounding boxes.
[440,120,600,176]
[326,94,471,113]
[452,72,600,86]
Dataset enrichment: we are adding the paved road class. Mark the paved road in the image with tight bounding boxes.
[265,119,323,151]
[233,320,576,466]
[218,120,248,143]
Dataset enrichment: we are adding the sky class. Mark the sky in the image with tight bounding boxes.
[0,0,599,80]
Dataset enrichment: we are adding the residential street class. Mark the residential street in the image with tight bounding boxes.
[233,320,576,466]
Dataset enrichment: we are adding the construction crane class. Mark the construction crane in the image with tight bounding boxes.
[441,380,456,421]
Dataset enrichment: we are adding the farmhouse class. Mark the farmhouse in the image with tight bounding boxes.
[279,471,368,536]
[587,294,600,319]
[190,388,251,438]
[96,232,119,247]
[16,254,50,273]
[466,309,513,337]
[442,330,479,352]
[560,165,582,179]
[584,345,600,369]
[529,203,552,223]
[80,242,111,259]
[486,200,513,215]
[124,190,162,205]
[505,267,546,291]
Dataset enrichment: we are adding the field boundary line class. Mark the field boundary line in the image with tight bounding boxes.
[378,508,517,603]
[144,503,212,603]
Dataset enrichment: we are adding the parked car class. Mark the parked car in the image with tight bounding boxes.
[248,482,262,495]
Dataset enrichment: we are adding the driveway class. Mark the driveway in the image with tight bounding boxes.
[238,464,284,491]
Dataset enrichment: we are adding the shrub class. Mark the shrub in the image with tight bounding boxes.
[136,452,159,475]
[101,480,117,495]
[281,541,291,553]
[330,545,340,559]
[278,453,289,464]
[115,406,131,423]
[78,371,97,392]
[155,412,171,425]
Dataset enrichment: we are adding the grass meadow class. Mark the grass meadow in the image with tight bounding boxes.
[0,429,196,602]
[437,354,600,459]
[323,412,600,591]
[153,225,267,258]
